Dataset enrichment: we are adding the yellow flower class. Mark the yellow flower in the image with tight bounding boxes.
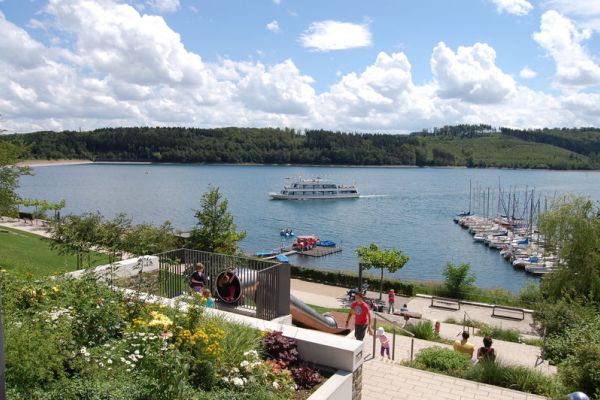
[51,286,60,293]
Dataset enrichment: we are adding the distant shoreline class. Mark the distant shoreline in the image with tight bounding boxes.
[15,159,600,172]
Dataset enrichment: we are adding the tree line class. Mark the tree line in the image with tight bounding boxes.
[2,125,600,169]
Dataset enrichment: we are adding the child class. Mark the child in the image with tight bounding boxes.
[477,336,496,362]
[189,263,207,293]
[375,327,391,360]
[202,288,215,308]
[388,289,395,314]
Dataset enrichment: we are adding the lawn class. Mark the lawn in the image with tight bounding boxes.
[0,226,109,277]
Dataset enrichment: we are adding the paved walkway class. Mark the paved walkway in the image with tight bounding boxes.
[0,218,53,238]
[362,359,547,400]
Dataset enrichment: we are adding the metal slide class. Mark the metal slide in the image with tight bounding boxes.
[290,294,351,335]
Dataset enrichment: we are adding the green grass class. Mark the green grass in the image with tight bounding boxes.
[0,226,109,277]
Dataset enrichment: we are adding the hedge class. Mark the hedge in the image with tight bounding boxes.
[290,265,415,296]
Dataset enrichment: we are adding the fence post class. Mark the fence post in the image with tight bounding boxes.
[372,317,377,360]
[392,330,396,361]
[276,263,290,317]
[410,338,414,362]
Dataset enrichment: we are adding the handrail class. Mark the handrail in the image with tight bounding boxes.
[373,311,415,337]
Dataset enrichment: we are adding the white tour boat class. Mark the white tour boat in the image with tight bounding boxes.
[269,178,359,200]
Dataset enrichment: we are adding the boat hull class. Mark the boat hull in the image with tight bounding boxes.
[269,193,359,200]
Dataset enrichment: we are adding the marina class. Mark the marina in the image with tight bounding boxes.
[453,183,556,276]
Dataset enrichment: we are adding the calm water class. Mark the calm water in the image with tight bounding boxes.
[17,164,600,293]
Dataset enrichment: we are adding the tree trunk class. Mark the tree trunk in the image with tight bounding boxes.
[379,267,383,300]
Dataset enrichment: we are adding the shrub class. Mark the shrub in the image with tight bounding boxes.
[442,262,476,299]
[560,344,600,397]
[411,347,471,375]
[262,331,299,368]
[405,321,440,341]
[518,282,543,305]
[465,361,564,398]
[477,325,521,343]
[290,366,322,389]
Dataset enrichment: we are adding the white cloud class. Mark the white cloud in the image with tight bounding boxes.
[431,42,516,104]
[300,20,371,52]
[519,67,537,79]
[533,10,600,87]
[543,0,600,30]
[273,0,281,4]
[266,20,280,33]
[237,60,315,115]
[491,0,533,16]
[146,0,180,13]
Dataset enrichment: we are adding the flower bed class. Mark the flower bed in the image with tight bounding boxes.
[1,273,325,399]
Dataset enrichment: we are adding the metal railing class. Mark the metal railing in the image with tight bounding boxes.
[156,249,290,321]
[372,312,416,362]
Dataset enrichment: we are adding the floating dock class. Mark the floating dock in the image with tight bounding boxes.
[264,250,297,260]
[297,246,342,257]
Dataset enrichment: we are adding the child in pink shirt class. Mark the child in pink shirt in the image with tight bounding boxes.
[376,327,391,359]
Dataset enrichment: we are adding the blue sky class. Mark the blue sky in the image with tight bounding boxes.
[1,0,600,133]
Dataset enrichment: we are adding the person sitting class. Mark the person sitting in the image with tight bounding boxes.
[189,263,207,293]
[477,336,496,362]
[453,331,475,359]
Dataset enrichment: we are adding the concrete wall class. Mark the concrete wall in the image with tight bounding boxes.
[308,370,353,400]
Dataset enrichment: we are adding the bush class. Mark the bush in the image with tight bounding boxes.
[290,265,414,296]
[464,361,564,398]
[477,325,521,343]
[518,282,543,305]
[442,262,476,299]
[405,321,440,341]
[262,331,299,368]
[411,347,471,375]
[560,344,600,397]
[290,366,322,389]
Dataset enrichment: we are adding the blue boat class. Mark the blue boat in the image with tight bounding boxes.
[316,240,336,247]
[280,227,295,237]
[276,254,289,263]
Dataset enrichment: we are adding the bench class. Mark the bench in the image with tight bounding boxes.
[430,296,461,311]
[492,305,525,320]
[393,311,422,321]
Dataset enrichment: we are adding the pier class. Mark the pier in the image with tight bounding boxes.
[297,246,342,257]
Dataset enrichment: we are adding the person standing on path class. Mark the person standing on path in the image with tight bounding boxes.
[376,327,391,359]
[387,289,395,314]
[453,331,475,359]
[345,292,372,340]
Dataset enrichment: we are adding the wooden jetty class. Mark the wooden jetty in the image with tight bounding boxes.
[298,246,342,257]
[264,250,297,260]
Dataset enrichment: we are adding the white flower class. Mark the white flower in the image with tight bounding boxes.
[98,362,104,368]
[221,377,230,383]
[240,361,249,368]
[272,381,280,390]
[232,377,244,387]
[120,357,126,363]
[125,360,132,365]
[134,350,140,355]
[107,359,113,364]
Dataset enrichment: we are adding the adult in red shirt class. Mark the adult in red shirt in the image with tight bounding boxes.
[345,293,372,340]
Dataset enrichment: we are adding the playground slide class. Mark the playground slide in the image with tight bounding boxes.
[290,294,351,335]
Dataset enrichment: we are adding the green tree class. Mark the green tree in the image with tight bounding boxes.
[122,221,177,256]
[539,196,600,302]
[188,186,246,254]
[50,212,104,269]
[443,262,476,299]
[0,141,31,217]
[98,213,132,263]
[355,243,409,300]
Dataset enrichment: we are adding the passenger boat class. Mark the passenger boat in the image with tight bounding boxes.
[269,178,359,200]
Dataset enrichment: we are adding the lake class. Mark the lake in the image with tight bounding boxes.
[17,164,600,293]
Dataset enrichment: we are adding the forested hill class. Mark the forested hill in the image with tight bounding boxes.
[3,125,600,169]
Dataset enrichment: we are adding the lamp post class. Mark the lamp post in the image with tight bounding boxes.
[0,289,6,400]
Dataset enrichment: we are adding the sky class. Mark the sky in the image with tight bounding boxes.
[0,0,600,133]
